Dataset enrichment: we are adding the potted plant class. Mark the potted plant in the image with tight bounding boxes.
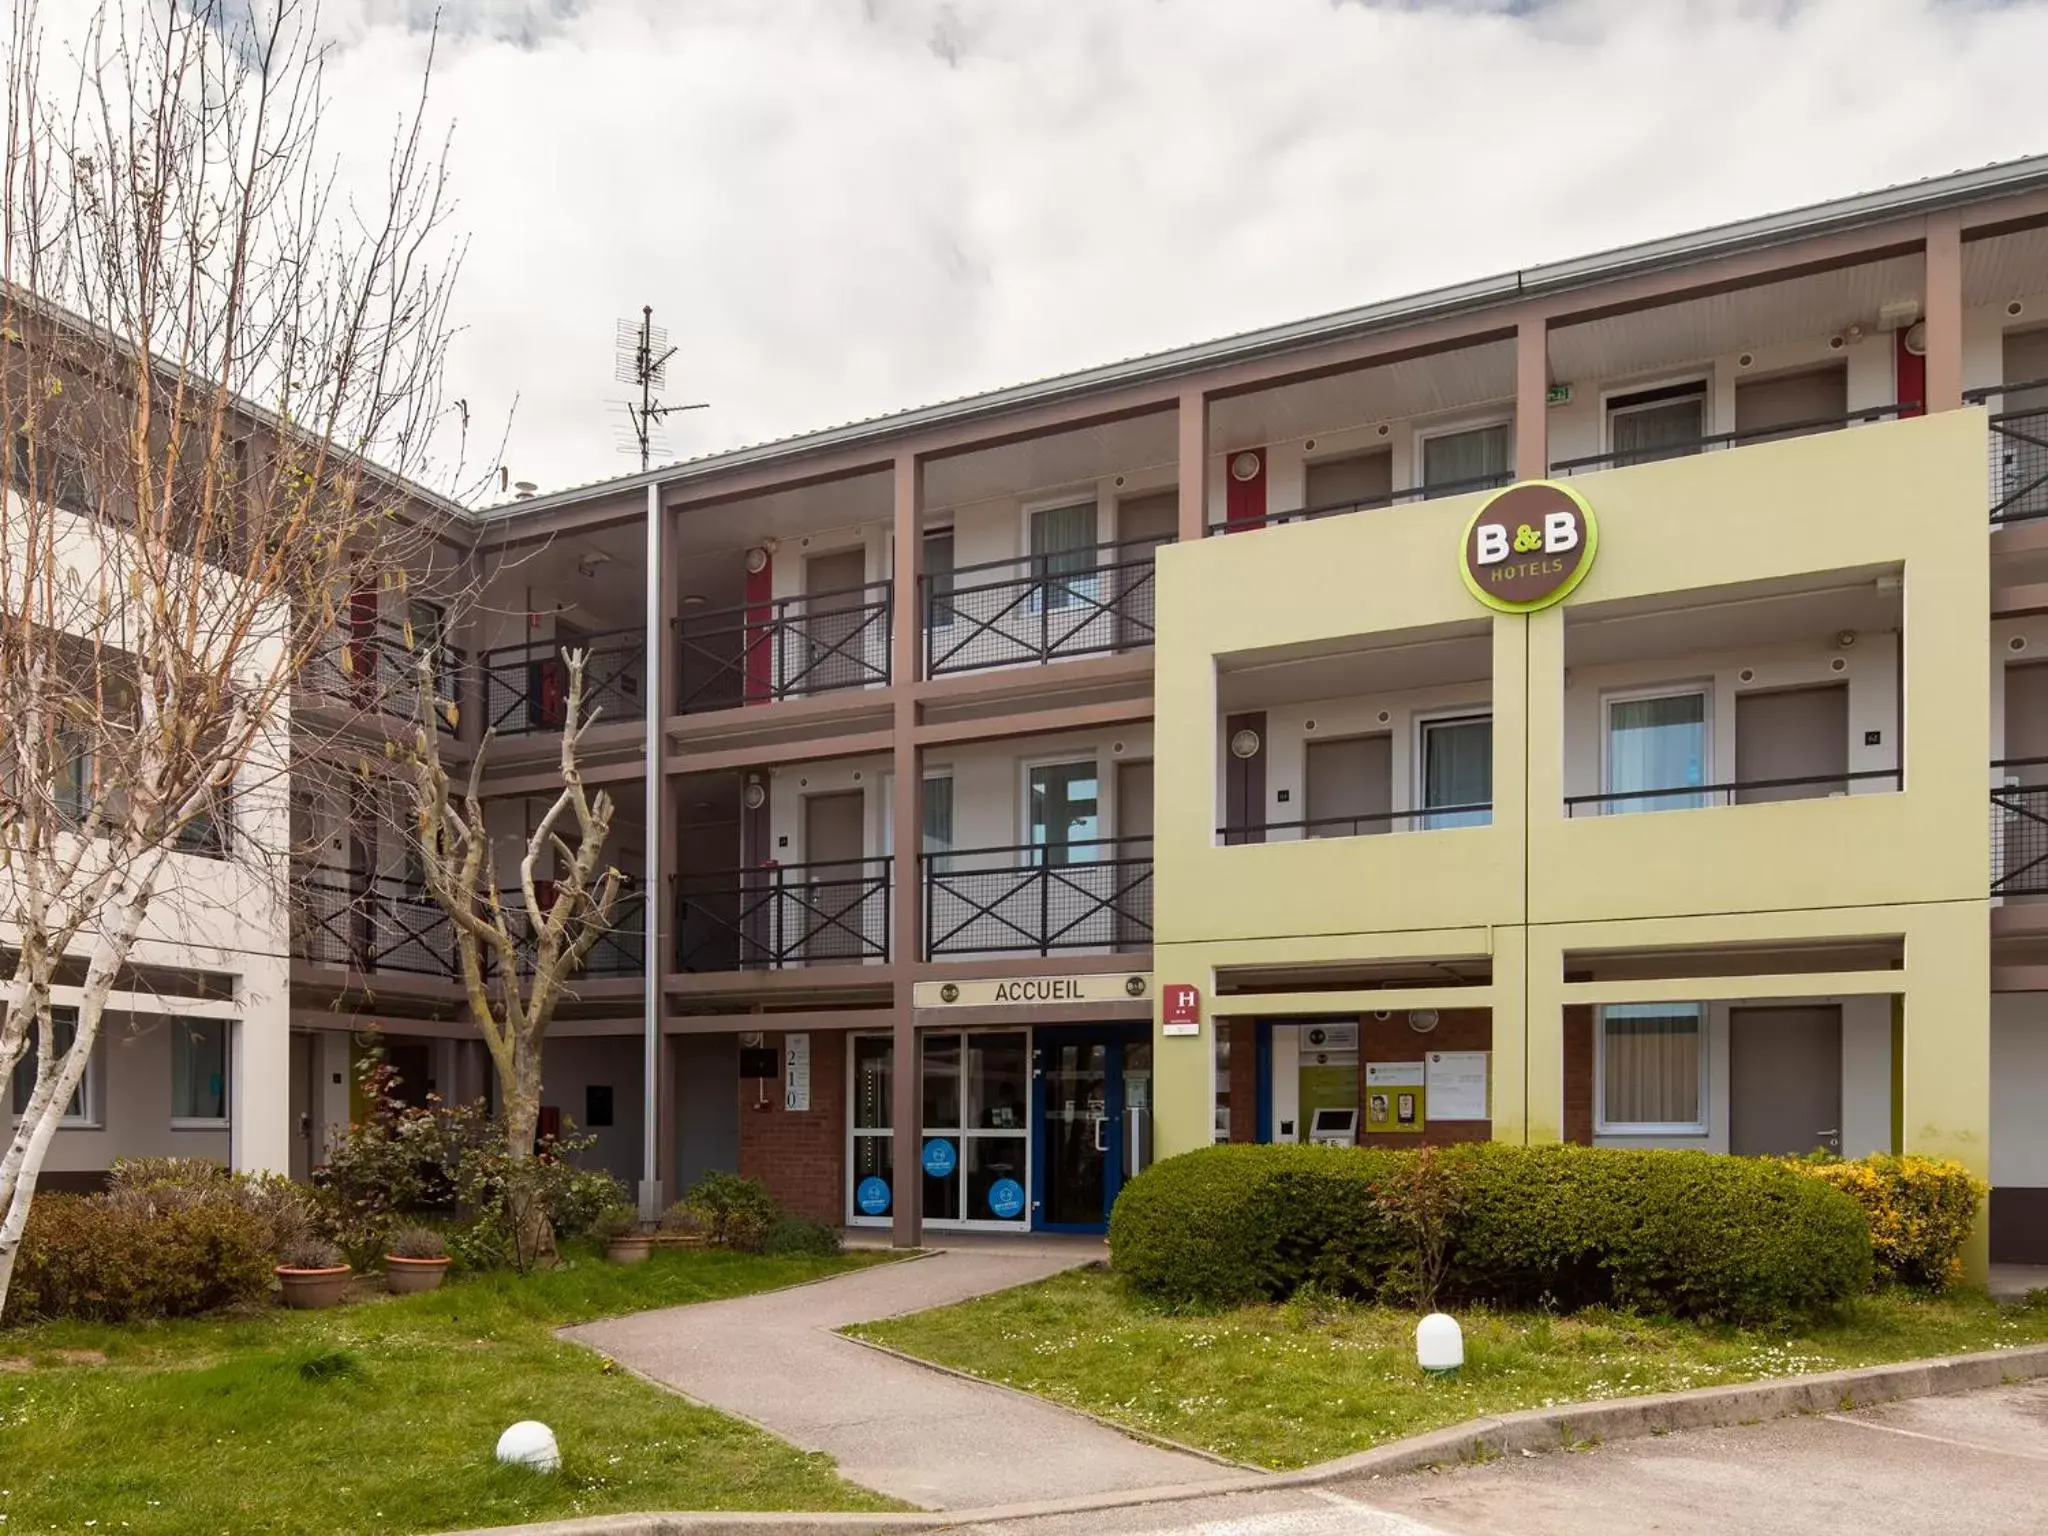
[275,1237,352,1310]
[594,1204,652,1264]
[656,1201,707,1248]
[385,1225,452,1294]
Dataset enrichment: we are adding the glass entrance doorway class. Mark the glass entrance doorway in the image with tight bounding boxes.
[1033,1024,1151,1232]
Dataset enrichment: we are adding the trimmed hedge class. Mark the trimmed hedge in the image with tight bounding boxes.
[1110,1142,1875,1324]
[4,1193,273,1325]
[1791,1154,1984,1290]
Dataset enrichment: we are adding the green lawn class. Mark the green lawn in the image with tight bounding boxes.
[851,1266,2048,1470]
[0,1247,906,1535]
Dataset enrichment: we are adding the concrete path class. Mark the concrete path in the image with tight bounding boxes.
[561,1241,1241,1511]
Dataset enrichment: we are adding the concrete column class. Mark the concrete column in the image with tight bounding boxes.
[1904,901,1992,1281]
[889,450,923,1247]
[1177,386,1209,543]
[231,986,292,1174]
[1517,316,1550,481]
[1923,212,1964,414]
[1519,606,1565,1143]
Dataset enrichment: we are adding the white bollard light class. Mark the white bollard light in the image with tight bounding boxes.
[1415,1312,1463,1377]
[496,1420,561,1472]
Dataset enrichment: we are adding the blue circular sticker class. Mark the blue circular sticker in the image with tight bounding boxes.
[855,1176,891,1216]
[987,1177,1025,1221]
[921,1138,958,1178]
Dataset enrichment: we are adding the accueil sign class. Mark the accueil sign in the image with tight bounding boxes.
[1460,481,1598,614]
[913,974,1151,1008]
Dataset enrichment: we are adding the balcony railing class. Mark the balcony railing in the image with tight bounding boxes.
[1992,760,2048,896]
[1564,769,1901,817]
[1218,804,1494,843]
[1221,472,1514,534]
[923,535,1170,677]
[1966,378,2048,526]
[487,884,646,977]
[673,856,891,971]
[1548,402,1917,478]
[292,870,455,977]
[676,582,891,714]
[478,629,646,737]
[304,617,462,730]
[924,837,1153,957]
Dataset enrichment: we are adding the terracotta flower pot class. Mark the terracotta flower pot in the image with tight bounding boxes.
[276,1264,352,1310]
[385,1255,451,1294]
[605,1234,654,1265]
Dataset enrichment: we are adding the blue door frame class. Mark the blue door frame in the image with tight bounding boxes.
[1030,1022,1148,1233]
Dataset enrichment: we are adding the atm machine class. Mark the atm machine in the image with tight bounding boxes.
[1308,1107,1360,1147]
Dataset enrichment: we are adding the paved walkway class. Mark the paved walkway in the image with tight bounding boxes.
[561,1240,1242,1511]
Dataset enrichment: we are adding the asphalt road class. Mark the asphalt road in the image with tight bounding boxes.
[955,1379,2048,1536]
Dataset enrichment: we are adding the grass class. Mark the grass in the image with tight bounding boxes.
[851,1266,2048,1470]
[0,1245,907,1535]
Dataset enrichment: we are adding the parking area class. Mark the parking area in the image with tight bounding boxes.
[957,1380,2048,1536]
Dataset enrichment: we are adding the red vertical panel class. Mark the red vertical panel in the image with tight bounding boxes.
[743,553,773,704]
[1223,447,1266,531]
[1896,330,1927,419]
[347,587,379,700]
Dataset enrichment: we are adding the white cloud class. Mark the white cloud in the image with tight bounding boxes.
[172,1,2048,492]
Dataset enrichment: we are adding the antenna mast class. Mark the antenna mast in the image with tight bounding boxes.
[615,306,708,471]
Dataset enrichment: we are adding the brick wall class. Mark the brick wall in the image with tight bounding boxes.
[1564,1005,1595,1145]
[737,1030,845,1223]
[1355,1008,1493,1149]
[1227,1019,1259,1142]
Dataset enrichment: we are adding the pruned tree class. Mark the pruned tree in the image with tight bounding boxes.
[406,648,625,1258]
[0,0,471,1316]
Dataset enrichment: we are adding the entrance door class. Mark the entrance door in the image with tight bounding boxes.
[802,790,866,961]
[288,1032,314,1183]
[1113,491,1176,654]
[1033,1025,1151,1231]
[1736,684,1848,803]
[1114,760,1153,952]
[803,549,868,694]
[1729,1006,1843,1156]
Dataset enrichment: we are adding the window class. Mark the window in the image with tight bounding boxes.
[1599,1003,1706,1133]
[10,1006,92,1124]
[1029,502,1098,611]
[1607,382,1707,466]
[922,774,954,873]
[1420,715,1492,829]
[1606,691,1708,814]
[1028,760,1099,864]
[923,529,956,628]
[1421,423,1511,495]
[171,1018,230,1124]
[9,430,90,513]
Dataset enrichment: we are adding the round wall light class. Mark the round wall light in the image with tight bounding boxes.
[1230,451,1262,482]
[1229,728,1263,759]
[1409,1009,1440,1034]
[2011,635,2029,653]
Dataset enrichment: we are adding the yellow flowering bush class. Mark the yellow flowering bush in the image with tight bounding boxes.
[1792,1154,1985,1290]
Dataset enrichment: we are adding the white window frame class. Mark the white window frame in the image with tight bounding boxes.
[843,1026,1033,1231]
[1599,682,1714,814]
[1594,1002,1709,1136]
[1413,707,1494,829]
[1019,494,1103,614]
[1413,414,1514,493]
[1020,752,1106,861]
[9,1006,98,1129]
[170,1017,234,1131]
[922,523,957,632]
[1599,374,1712,457]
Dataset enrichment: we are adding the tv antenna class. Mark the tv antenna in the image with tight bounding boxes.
[614,306,707,471]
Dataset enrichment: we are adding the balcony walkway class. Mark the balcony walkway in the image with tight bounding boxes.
[560,1239,1238,1510]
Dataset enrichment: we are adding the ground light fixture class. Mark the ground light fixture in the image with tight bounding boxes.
[496,1420,561,1472]
[1416,1313,1464,1378]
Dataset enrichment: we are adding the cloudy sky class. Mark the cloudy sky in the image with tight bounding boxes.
[290,0,2048,497]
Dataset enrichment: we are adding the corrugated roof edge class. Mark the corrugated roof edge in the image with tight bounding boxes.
[478,150,2048,525]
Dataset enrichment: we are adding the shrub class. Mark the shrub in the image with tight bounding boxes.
[279,1236,345,1271]
[1792,1154,1985,1290]
[1110,1142,1873,1324]
[1108,1143,1407,1308]
[589,1204,640,1242]
[551,1168,630,1242]
[657,1201,704,1236]
[108,1157,316,1264]
[387,1225,448,1261]
[761,1215,841,1257]
[682,1171,780,1251]
[4,1194,272,1325]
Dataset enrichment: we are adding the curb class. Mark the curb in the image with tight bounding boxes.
[460,1342,2048,1535]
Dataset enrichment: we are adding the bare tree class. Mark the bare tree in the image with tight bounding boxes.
[407,649,625,1258]
[0,0,469,1315]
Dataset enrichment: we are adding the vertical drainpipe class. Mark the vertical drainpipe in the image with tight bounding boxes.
[641,478,664,1217]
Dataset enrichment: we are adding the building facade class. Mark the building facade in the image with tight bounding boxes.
[26,156,2048,1276]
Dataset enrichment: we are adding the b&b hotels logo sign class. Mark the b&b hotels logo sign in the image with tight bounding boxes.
[1460,481,1598,613]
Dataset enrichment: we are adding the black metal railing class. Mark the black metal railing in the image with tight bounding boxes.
[924,535,1170,676]
[485,884,647,977]
[478,629,646,736]
[1565,768,1901,817]
[673,856,891,971]
[291,871,455,976]
[1548,402,1918,477]
[1217,803,1493,843]
[304,617,462,730]
[676,581,891,713]
[1222,472,1515,534]
[924,837,1153,957]
[1992,759,2048,895]
[1966,378,2048,526]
